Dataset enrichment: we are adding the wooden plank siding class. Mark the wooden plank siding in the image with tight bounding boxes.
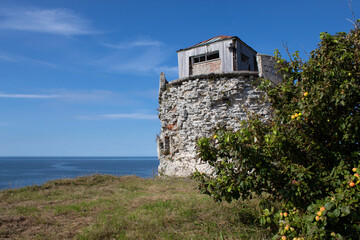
[177,39,233,78]
[177,37,257,78]
[235,40,258,71]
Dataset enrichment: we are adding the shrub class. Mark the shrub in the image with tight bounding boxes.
[194,21,360,239]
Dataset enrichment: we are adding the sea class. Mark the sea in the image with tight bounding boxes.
[0,157,159,190]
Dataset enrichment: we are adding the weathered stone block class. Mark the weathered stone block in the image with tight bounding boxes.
[157,72,270,177]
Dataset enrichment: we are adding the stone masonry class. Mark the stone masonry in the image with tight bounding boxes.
[157,68,273,177]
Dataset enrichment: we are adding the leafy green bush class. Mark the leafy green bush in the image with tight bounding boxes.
[194,21,360,239]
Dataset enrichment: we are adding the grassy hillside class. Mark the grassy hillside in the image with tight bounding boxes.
[0,175,270,239]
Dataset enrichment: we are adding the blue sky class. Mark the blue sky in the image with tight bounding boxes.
[0,0,358,156]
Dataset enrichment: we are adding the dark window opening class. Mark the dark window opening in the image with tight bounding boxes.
[191,51,219,64]
[207,52,219,60]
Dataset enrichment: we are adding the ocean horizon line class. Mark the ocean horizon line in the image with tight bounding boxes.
[0,156,158,160]
[0,156,157,157]
[0,156,159,190]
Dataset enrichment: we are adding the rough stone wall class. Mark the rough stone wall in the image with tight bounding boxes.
[157,71,271,177]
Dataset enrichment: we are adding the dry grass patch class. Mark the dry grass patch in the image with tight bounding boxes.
[0,174,271,239]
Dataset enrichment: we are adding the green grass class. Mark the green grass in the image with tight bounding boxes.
[0,175,271,239]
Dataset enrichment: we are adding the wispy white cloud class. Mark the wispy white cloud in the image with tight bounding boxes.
[0,7,96,36]
[0,93,57,99]
[110,47,167,72]
[90,36,178,76]
[103,39,163,49]
[52,89,115,102]
[0,54,16,62]
[76,113,158,120]
[0,90,114,102]
[0,122,10,126]
[0,52,58,67]
[91,43,177,76]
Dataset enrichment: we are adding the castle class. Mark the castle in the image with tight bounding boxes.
[157,36,278,177]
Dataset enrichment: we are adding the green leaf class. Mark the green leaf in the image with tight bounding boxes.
[306,215,314,222]
[260,217,266,226]
[307,205,315,212]
[340,206,351,217]
[325,202,334,210]
[327,211,335,218]
[333,209,340,217]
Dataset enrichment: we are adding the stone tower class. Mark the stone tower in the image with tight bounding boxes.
[157,36,278,177]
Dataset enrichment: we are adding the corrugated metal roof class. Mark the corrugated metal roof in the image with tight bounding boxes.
[192,35,234,47]
[177,35,234,52]
[177,35,257,53]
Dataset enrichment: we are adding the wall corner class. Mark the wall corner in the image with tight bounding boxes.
[256,53,282,84]
[159,72,168,101]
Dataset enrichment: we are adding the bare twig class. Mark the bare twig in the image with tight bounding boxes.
[346,0,358,29]
[282,41,293,61]
[300,44,311,59]
[348,0,356,24]
[346,18,356,27]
